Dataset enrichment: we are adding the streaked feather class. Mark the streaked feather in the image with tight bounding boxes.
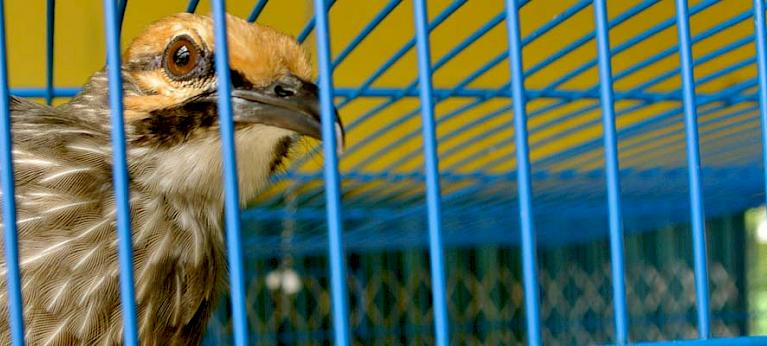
[0,90,227,345]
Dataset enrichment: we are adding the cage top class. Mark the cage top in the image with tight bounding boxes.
[244,0,765,255]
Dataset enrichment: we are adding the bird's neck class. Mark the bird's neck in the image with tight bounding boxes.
[131,126,292,207]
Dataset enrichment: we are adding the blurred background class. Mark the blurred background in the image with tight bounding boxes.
[7,0,767,344]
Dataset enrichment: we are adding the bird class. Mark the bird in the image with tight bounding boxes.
[0,12,343,345]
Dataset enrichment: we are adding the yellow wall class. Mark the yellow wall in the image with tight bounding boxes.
[6,1,315,90]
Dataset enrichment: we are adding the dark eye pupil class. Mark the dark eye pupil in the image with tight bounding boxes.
[174,45,190,66]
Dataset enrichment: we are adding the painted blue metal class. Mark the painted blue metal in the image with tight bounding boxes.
[102,0,138,344]
[297,0,335,44]
[352,0,661,209]
[312,1,351,345]
[45,0,54,105]
[378,18,750,178]
[543,0,719,94]
[247,0,268,22]
[286,0,464,186]
[534,77,756,170]
[627,336,767,346]
[11,85,750,105]
[186,0,199,13]
[476,0,720,152]
[412,0,451,345]
[273,0,479,205]
[326,9,533,143]
[274,156,765,255]
[468,102,761,209]
[583,102,759,169]
[210,1,250,345]
[291,0,594,207]
[5,0,767,344]
[303,0,721,207]
[10,87,79,97]
[470,22,753,163]
[525,0,659,80]
[526,8,752,138]
[118,0,127,32]
[340,8,528,162]
[674,0,711,339]
[334,0,466,110]
[331,0,401,68]
[10,84,755,209]
[525,53,757,171]
[592,1,629,343]
[504,1,541,346]
[0,1,25,344]
[338,0,574,145]
[753,0,767,228]
[329,3,759,239]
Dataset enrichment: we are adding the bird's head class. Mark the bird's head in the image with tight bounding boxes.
[73,13,344,203]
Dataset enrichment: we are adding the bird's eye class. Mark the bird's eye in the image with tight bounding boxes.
[164,37,200,79]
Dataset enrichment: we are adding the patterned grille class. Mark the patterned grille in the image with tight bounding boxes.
[204,245,746,345]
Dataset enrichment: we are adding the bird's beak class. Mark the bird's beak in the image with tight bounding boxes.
[230,74,345,155]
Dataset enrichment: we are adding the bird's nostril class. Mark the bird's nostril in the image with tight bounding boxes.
[274,84,295,98]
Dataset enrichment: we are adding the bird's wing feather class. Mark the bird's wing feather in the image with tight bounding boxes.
[1,100,223,345]
[0,101,121,345]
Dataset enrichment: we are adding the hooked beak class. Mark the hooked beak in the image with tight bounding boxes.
[230,74,345,155]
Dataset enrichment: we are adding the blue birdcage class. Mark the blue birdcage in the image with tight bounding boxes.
[2,0,767,345]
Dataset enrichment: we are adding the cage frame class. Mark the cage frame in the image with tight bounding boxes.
[1,0,767,345]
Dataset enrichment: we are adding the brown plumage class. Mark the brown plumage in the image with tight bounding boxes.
[0,13,343,345]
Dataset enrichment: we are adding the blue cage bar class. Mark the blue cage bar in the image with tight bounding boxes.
[593,0,629,343]
[102,0,139,344]
[674,0,711,338]
[312,0,351,345]
[412,1,451,345]
[504,1,542,345]
[3,0,767,345]
[210,0,251,344]
[0,1,24,345]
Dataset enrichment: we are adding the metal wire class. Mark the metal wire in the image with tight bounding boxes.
[6,1,767,345]
[210,0,250,344]
[412,0,450,344]
[592,0,629,343]
[504,1,541,345]
[312,0,350,344]
[102,0,138,343]
[0,0,25,344]
[753,0,767,252]
[45,0,54,105]
[674,0,711,338]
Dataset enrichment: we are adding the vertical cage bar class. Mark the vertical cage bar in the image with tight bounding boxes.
[0,1,25,344]
[412,1,451,345]
[117,0,127,33]
[312,0,351,345]
[210,1,250,345]
[102,0,138,344]
[45,0,54,105]
[592,0,629,344]
[674,0,711,338]
[504,1,541,345]
[754,0,767,220]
